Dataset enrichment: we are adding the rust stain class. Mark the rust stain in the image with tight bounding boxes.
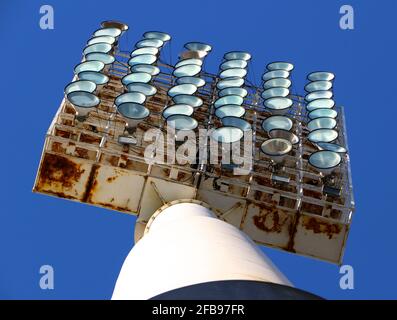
[119,155,128,168]
[92,201,130,213]
[38,154,85,189]
[55,130,71,139]
[64,105,75,114]
[51,142,65,153]
[163,168,170,177]
[301,202,323,216]
[106,176,118,183]
[330,209,342,220]
[303,189,322,199]
[286,211,300,253]
[63,119,73,126]
[108,156,119,167]
[252,202,288,233]
[302,216,342,240]
[253,190,262,201]
[255,176,271,187]
[177,171,187,181]
[75,147,89,159]
[80,133,101,145]
[40,190,78,200]
[82,164,99,203]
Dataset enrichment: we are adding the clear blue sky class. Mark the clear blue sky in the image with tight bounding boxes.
[0,0,396,299]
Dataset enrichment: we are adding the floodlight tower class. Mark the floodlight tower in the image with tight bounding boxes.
[33,21,354,299]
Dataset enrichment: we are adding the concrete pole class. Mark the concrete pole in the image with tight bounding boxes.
[112,201,292,300]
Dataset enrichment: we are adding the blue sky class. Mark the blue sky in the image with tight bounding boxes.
[0,0,396,299]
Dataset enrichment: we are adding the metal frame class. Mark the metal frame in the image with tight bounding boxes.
[33,49,355,264]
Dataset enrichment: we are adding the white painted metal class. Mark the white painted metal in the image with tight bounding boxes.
[112,201,291,300]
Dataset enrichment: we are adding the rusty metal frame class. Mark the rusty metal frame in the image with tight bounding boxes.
[33,49,355,264]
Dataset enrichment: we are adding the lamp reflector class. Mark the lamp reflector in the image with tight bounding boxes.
[128,54,157,66]
[219,68,247,79]
[130,64,160,76]
[130,47,159,57]
[93,27,122,38]
[136,39,164,49]
[219,87,248,98]
[263,78,291,89]
[316,142,347,154]
[117,102,150,131]
[100,20,129,31]
[126,83,157,96]
[162,104,194,118]
[184,42,212,52]
[115,92,146,106]
[307,71,335,82]
[173,64,201,77]
[216,77,244,90]
[87,35,116,46]
[212,126,244,143]
[122,72,152,85]
[308,150,341,175]
[214,95,244,108]
[64,80,96,95]
[267,61,294,72]
[168,84,197,97]
[269,129,299,145]
[172,94,203,107]
[307,129,338,143]
[85,52,115,65]
[262,87,289,100]
[262,70,290,81]
[74,61,105,74]
[176,76,206,87]
[83,43,112,55]
[264,97,293,115]
[224,51,251,61]
[308,108,338,120]
[175,58,203,68]
[143,31,171,42]
[306,98,335,111]
[305,90,333,102]
[67,91,100,117]
[307,117,337,131]
[166,114,198,131]
[78,71,109,85]
[220,59,248,70]
[260,138,292,163]
[215,105,245,118]
[262,115,293,132]
[221,117,251,131]
[305,80,333,93]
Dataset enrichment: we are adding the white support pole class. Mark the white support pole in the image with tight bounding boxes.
[112,201,291,300]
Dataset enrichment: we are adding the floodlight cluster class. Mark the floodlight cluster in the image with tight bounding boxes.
[164,42,212,132]
[65,21,128,121]
[63,22,348,177]
[212,52,252,144]
[116,31,170,133]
